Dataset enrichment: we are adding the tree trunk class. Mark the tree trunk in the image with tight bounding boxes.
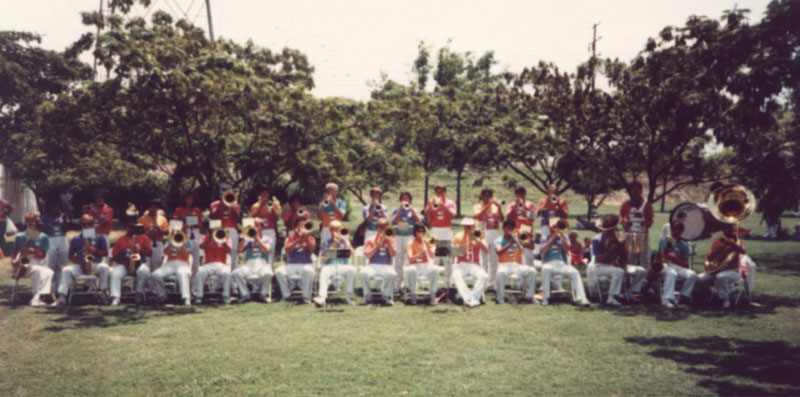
[660,176,668,212]
[423,173,429,207]
[586,195,594,219]
[456,168,463,217]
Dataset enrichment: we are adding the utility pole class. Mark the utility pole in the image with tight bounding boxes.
[588,22,602,92]
[206,0,215,42]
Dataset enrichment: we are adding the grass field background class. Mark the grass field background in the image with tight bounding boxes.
[2,170,799,395]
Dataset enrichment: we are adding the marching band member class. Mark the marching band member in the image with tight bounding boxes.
[209,185,241,270]
[41,200,70,294]
[138,200,169,272]
[53,215,110,306]
[391,192,421,293]
[424,183,456,285]
[11,213,53,306]
[194,220,234,304]
[404,223,440,305]
[697,225,748,308]
[473,189,503,289]
[506,187,537,268]
[276,218,316,303]
[85,189,114,243]
[173,191,204,274]
[620,182,653,270]
[657,221,697,308]
[452,218,489,308]
[109,222,153,306]
[317,182,346,247]
[282,194,310,236]
[360,217,398,305]
[313,220,356,307]
[494,219,536,304]
[249,186,281,265]
[0,197,15,257]
[588,215,626,306]
[536,184,568,241]
[150,223,193,305]
[539,218,589,307]
[363,187,389,242]
[232,218,274,303]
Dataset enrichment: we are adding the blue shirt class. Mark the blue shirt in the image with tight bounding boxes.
[591,234,607,259]
[40,213,66,237]
[542,236,567,263]
[243,235,273,262]
[322,239,350,265]
[658,238,691,260]
[69,235,109,263]
[14,232,50,253]
[363,203,389,231]
[391,207,417,237]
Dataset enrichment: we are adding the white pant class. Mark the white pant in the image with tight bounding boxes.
[483,229,500,286]
[276,263,314,301]
[496,262,536,301]
[404,263,440,299]
[48,236,68,292]
[318,264,356,300]
[262,229,277,265]
[110,264,151,299]
[587,262,624,303]
[150,241,164,271]
[151,260,192,300]
[360,265,397,299]
[58,261,110,295]
[430,227,453,286]
[698,269,741,303]
[626,265,647,293]
[452,262,488,304]
[394,234,413,292]
[661,263,697,304]
[195,261,232,299]
[541,260,588,303]
[232,258,274,299]
[27,264,54,301]
[226,228,239,270]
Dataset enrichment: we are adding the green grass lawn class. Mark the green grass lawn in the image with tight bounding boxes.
[2,172,800,395]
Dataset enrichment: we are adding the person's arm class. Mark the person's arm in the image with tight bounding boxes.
[444,200,457,219]
[558,199,569,217]
[238,238,247,253]
[94,238,109,258]
[479,239,489,253]
[391,208,401,225]
[364,240,378,259]
[284,235,299,252]
[496,201,505,222]
[333,200,346,218]
[139,236,153,256]
[257,236,271,254]
[495,238,513,255]
[593,238,612,263]
[619,203,631,231]
[68,238,82,264]
[386,237,397,257]
[540,232,558,254]
[644,202,654,229]
[364,205,375,222]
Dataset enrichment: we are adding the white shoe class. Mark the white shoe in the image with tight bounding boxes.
[577,299,590,307]
[607,298,622,306]
[722,300,731,309]
[663,301,675,309]
[52,296,67,307]
[183,298,191,306]
[313,297,326,308]
[111,297,121,306]
[466,299,481,308]
[30,296,45,307]
[541,298,549,306]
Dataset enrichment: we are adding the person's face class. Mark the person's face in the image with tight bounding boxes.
[185,194,195,207]
[435,188,445,197]
[94,194,104,205]
[414,229,424,239]
[328,187,338,197]
[80,218,93,229]
[330,225,341,235]
[630,185,642,198]
[515,193,525,201]
[291,199,300,209]
[548,185,557,196]
[503,225,514,235]
[400,194,411,203]
[260,191,270,201]
[26,217,38,228]
[482,192,492,203]
[371,192,381,201]
[148,206,157,215]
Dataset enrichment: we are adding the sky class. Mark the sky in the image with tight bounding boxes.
[1,0,771,101]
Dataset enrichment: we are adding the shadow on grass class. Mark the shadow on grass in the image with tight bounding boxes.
[752,251,800,276]
[625,335,800,395]
[37,304,199,332]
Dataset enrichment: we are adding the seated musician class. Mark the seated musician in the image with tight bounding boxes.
[194,221,234,304]
[11,213,53,306]
[275,218,316,304]
[697,225,748,308]
[452,218,488,308]
[588,215,626,306]
[53,215,110,306]
[657,221,697,308]
[151,223,193,306]
[360,217,398,306]
[494,219,536,304]
[250,186,281,265]
[232,218,274,304]
[313,220,356,307]
[539,218,589,307]
[404,223,441,306]
[110,222,153,306]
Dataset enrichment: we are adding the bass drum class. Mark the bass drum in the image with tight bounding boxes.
[669,202,706,241]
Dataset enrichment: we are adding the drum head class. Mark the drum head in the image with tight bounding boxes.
[670,202,706,241]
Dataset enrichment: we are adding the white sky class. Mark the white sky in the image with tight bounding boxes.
[1,0,770,101]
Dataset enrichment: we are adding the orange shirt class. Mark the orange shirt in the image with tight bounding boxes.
[425,198,456,228]
[406,239,430,265]
[139,212,169,242]
[454,232,482,264]
[495,235,522,264]
[473,203,502,230]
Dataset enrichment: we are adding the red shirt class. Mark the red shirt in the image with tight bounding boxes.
[507,201,536,229]
[209,200,240,229]
[86,204,114,235]
[569,242,583,265]
[250,201,281,231]
[164,244,192,263]
[454,232,481,264]
[425,198,456,228]
[283,209,310,232]
[200,234,232,264]
[173,206,203,222]
[112,234,153,259]
[619,199,654,233]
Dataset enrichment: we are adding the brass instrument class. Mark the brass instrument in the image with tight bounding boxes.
[340,226,350,236]
[553,219,569,233]
[301,220,314,232]
[383,227,395,238]
[12,255,30,280]
[433,202,440,210]
[128,252,142,274]
[170,229,187,247]
[212,227,229,244]
[242,225,258,241]
[517,231,532,244]
[472,229,485,240]
[267,200,273,207]
[499,200,507,207]
[297,209,307,217]
[424,235,437,247]
[402,202,411,210]
[81,254,94,276]
[323,198,330,206]
[551,195,559,204]
[703,184,754,274]
[222,190,238,207]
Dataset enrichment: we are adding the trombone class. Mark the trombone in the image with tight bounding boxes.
[383,227,395,238]
[170,229,187,247]
[212,227,229,244]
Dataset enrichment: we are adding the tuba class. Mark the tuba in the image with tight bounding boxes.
[703,184,754,274]
[340,226,350,237]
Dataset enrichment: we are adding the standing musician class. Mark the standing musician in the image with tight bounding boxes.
[391,192,421,293]
[85,189,114,243]
[404,223,441,305]
[173,191,204,274]
[657,221,697,308]
[424,183,456,286]
[473,188,503,290]
[0,197,15,257]
[363,187,389,242]
[697,225,748,308]
[452,218,489,308]
[209,185,241,270]
[317,182,346,247]
[109,222,153,306]
[150,223,194,306]
[494,219,537,304]
[360,217,398,305]
[276,218,316,304]
[139,200,169,272]
[588,215,626,306]
[539,218,589,307]
[249,186,281,265]
[40,199,70,294]
[313,220,356,307]
[53,214,111,306]
[536,184,569,242]
[620,182,654,270]
[194,220,234,304]
[232,218,274,304]
[11,213,53,306]
[282,194,310,237]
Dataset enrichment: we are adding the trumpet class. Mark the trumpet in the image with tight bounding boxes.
[82,254,94,276]
[267,200,273,207]
[433,201,440,210]
[222,190,238,207]
[516,231,532,245]
[551,195,559,204]
[301,220,314,232]
[242,225,258,241]
[170,229,187,247]
[212,227,229,244]
[340,226,350,236]
[425,235,437,246]
[472,229,485,240]
[499,200,507,207]
[297,209,307,217]
[323,195,331,206]
[383,227,395,238]
[402,202,411,210]
[553,219,569,233]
